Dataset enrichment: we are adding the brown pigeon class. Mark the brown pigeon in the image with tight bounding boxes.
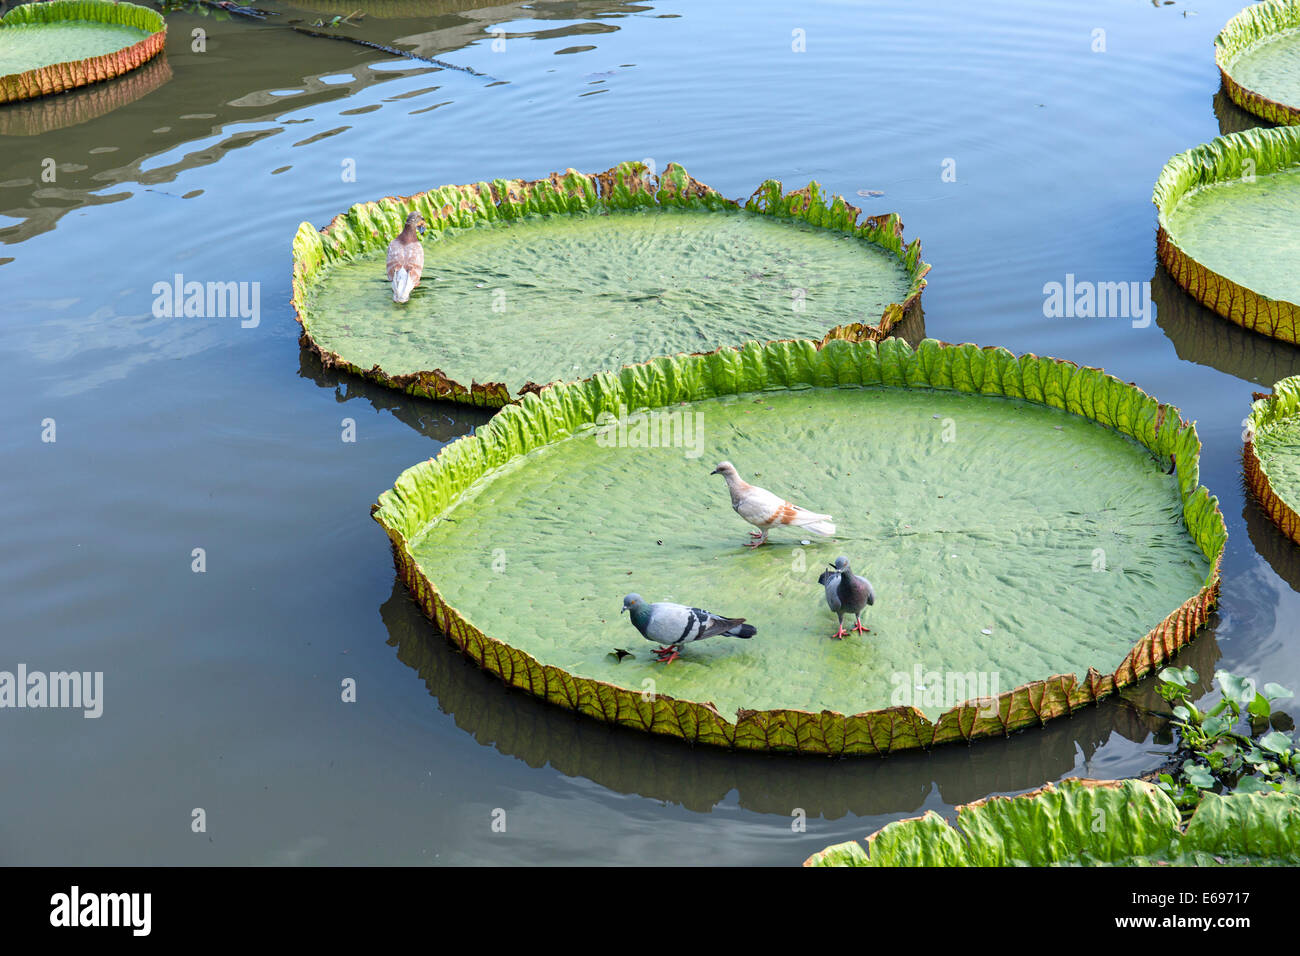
[386,212,425,303]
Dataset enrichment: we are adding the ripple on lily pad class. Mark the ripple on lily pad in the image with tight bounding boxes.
[1153,126,1300,344]
[0,0,166,105]
[372,338,1225,755]
[1217,0,1300,126]
[292,162,929,407]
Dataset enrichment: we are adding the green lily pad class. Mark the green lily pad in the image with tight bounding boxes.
[0,1,166,105]
[1217,0,1300,126]
[1153,126,1300,344]
[292,162,928,407]
[372,338,1225,755]
[804,779,1300,866]
[1245,373,1300,545]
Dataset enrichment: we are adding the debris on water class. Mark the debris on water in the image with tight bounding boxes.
[607,648,634,663]
[800,539,811,545]
[857,189,885,197]
[656,539,663,545]
[981,628,992,635]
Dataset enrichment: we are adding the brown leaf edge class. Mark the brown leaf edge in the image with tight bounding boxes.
[371,338,1225,756]
[291,162,929,407]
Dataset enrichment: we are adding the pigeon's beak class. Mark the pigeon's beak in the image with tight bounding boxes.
[709,468,719,475]
[620,606,628,614]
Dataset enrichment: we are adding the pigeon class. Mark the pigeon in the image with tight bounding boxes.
[621,593,756,664]
[818,555,875,639]
[710,461,836,547]
[386,212,426,303]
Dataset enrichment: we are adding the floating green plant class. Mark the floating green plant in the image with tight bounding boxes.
[1245,373,1300,545]
[1216,0,1300,126]
[1153,126,1300,344]
[292,162,929,407]
[372,337,1225,755]
[0,0,166,105]
[804,779,1300,866]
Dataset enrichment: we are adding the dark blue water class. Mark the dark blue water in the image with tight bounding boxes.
[2,0,1298,864]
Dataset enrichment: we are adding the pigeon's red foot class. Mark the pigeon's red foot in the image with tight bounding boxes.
[830,627,848,640]
[748,530,764,537]
[852,622,871,634]
[654,646,680,664]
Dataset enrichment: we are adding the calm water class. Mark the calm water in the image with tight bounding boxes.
[2,0,1299,865]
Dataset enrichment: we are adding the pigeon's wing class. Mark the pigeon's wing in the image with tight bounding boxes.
[734,483,790,525]
[644,602,701,645]
[821,572,842,611]
[386,239,423,280]
[859,575,876,607]
[694,608,747,640]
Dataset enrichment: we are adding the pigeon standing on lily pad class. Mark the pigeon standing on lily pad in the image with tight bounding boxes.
[818,556,875,639]
[710,461,836,547]
[621,593,756,664]
[386,212,426,303]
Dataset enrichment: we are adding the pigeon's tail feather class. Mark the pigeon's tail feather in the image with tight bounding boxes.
[392,270,416,303]
[798,516,836,536]
[724,622,757,639]
[864,580,876,606]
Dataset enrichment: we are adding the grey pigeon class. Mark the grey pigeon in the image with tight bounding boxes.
[621,593,756,664]
[710,461,835,547]
[817,556,876,639]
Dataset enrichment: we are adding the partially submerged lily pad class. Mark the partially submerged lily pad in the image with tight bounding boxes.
[292,162,929,407]
[372,338,1225,755]
[0,0,166,105]
[1245,373,1300,546]
[1217,0,1300,126]
[1153,126,1300,344]
[804,779,1300,866]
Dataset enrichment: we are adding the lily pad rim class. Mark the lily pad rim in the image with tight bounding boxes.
[1151,124,1300,343]
[1244,373,1300,546]
[802,778,1300,865]
[1215,0,1300,126]
[290,160,931,408]
[370,335,1226,756]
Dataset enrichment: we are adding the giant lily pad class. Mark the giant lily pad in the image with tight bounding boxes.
[804,779,1300,866]
[1153,126,1300,344]
[1245,373,1300,546]
[372,338,1225,755]
[1217,0,1300,126]
[0,0,166,105]
[292,162,929,407]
